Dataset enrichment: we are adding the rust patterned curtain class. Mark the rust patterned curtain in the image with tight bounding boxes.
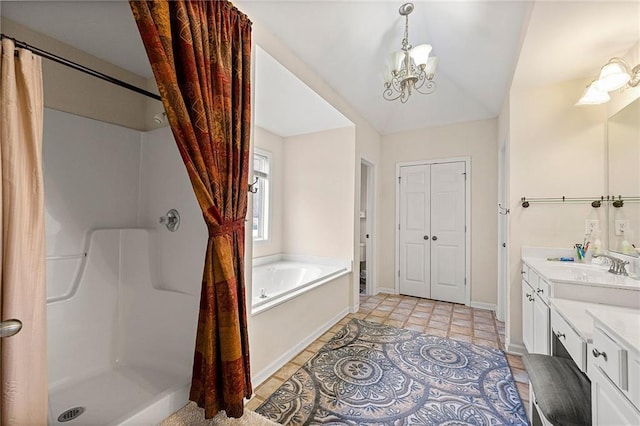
[129,1,252,418]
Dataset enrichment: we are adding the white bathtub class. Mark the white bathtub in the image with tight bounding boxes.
[252,255,350,314]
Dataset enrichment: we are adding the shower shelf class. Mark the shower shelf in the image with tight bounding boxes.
[46,253,87,261]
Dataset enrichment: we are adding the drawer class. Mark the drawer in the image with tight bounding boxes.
[551,309,586,371]
[592,327,628,391]
[536,278,550,304]
[628,353,640,410]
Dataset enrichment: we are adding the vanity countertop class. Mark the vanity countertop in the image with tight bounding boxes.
[552,298,638,343]
[586,308,640,354]
[523,257,640,290]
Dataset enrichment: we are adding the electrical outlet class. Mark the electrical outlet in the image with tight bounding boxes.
[585,219,599,235]
[615,220,630,236]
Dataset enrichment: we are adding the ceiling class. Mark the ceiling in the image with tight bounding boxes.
[2,1,639,136]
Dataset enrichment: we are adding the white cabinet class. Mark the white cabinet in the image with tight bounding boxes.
[533,293,550,354]
[522,280,534,351]
[591,360,640,425]
[521,264,550,355]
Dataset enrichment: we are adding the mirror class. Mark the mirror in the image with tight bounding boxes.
[607,97,640,256]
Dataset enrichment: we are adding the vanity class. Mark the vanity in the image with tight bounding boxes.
[521,248,640,424]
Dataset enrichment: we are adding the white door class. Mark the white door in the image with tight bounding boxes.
[398,161,466,303]
[399,165,431,298]
[430,162,466,304]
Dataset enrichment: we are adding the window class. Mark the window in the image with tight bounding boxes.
[252,150,270,241]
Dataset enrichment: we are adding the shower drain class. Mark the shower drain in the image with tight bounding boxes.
[57,407,85,423]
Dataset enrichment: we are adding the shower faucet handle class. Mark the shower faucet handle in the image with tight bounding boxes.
[159,209,180,232]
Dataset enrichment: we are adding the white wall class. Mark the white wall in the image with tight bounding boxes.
[506,78,608,349]
[138,127,208,296]
[253,127,285,258]
[43,108,142,300]
[379,119,499,306]
[283,127,356,259]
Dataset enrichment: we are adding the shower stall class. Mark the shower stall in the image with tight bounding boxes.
[44,108,204,425]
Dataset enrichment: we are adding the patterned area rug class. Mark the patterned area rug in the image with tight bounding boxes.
[256,319,528,425]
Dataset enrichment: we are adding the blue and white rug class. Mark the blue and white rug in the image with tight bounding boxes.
[256,319,528,425]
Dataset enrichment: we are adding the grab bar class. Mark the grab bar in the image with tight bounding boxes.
[46,253,87,261]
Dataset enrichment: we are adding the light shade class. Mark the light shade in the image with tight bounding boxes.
[388,51,405,73]
[596,60,631,92]
[577,82,611,105]
[425,56,439,77]
[409,44,432,67]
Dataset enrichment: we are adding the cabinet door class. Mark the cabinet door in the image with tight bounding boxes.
[592,365,640,425]
[522,280,534,352]
[533,294,550,355]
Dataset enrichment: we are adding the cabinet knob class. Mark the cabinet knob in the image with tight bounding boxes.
[432,235,438,241]
[521,270,526,275]
[556,332,566,339]
[592,348,608,361]
[536,288,543,294]
[525,293,531,298]
[423,235,429,240]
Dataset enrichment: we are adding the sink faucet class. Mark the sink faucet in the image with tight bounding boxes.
[593,254,629,276]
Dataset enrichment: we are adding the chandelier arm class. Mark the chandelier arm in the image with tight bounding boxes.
[629,64,640,87]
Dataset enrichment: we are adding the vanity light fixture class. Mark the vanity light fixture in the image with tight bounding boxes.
[577,57,640,105]
[383,3,438,103]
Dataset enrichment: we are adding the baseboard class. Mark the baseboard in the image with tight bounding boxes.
[470,301,497,311]
[376,287,395,295]
[251,307,349,387]
[505,342,526,355]
[349,304,359,314]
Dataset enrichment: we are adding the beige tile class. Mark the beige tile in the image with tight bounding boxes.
[395,308,412,316]
[366,315,385,324]
[389,313,409,322]
[377,305,393,312]
[516,382,529,401]
[255,377,284,399]
[449,333,473,343]
[450,324,473,335]
[451,318,472,327]
[417,300,436,308]
[413,304,432,313]
[474,322,496,332]
[306,340,326,354]
[431,314,451,323]
[384,319,404,328]
[474,329,499,340]
[507,354,525,370]
[473,316,494,325]
[510,367,529,384]
[369,309,388,318]
[329,324,344,333]
[274,363,300,380]
[245,396,265,411]
[350,312,367,320]
[473,338,500,349]
[411,311,430,318]
[291,350,315,366]
[317,331,335,342]
[427,320,449,331]
[407,316,428,325]
[473,310,493,318]
[404,324,425,333]
[426,328,448,337]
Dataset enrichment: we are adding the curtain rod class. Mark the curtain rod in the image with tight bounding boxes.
[1,33,161,101]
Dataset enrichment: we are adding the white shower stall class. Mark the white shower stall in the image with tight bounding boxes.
[44,108,206,425]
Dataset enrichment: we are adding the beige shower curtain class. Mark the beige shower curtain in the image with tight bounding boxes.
[0,38,47,425]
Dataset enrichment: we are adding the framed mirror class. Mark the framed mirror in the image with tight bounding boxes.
[607,97,640,256]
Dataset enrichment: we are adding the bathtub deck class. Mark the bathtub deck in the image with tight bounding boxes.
[49,364,188,425]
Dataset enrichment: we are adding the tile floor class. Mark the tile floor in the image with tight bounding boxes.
[248,293,530,421]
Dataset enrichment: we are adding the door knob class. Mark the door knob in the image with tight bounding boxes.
[0,319,22,338]
[423,235,429,240]
[432,236,438,241]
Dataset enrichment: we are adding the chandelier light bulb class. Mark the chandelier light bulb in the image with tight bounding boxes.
[596,59,631,92]
[577,81,611,105]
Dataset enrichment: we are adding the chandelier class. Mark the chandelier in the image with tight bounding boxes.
[383,3,439,103]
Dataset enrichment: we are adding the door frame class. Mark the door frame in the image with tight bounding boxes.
[497,141,509,321]
[395,156,471,305]
[360,156,377,296]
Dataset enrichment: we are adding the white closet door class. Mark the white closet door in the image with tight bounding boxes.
[430,162,466,304]
[399,165,431,298]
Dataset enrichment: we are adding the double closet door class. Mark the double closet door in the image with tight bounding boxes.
[398,161,467,304]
